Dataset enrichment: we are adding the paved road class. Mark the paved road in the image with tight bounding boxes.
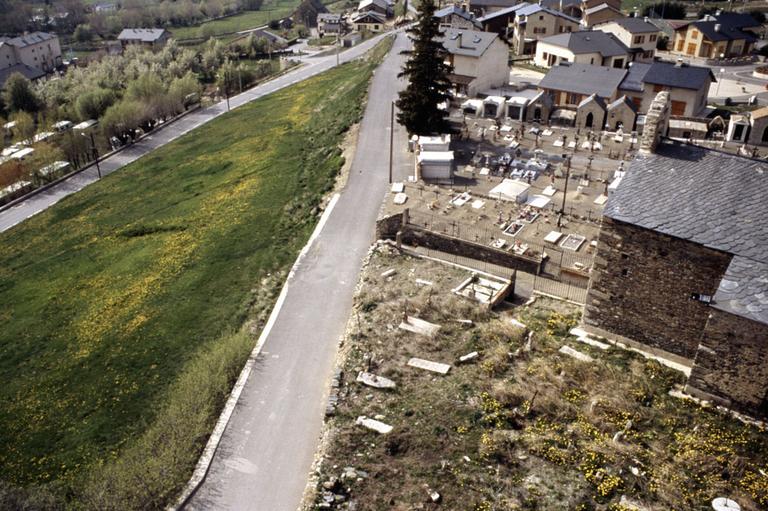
[0,32,392,233]
[185,32,411,511]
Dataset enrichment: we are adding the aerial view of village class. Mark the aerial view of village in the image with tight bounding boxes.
[0,0,766,508]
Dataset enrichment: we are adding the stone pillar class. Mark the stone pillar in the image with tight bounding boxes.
[639,91,670,155]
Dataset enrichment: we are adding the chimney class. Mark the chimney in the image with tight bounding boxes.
[644,16,649,23]
[457,32,463,48]
[715,8,722,16]
[714,23,721,33]
[675,57,683,67]
[639,91,670,154]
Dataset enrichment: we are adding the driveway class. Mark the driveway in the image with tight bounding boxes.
[183,32,411,511]
[0,32,392,233]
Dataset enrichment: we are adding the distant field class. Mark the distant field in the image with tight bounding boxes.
[170,0,300,40]
[0,38,391,507]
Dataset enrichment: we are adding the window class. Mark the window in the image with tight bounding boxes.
[567,92,580,104]
[691,29,699,39]
[649,34,657,42]
[539,15,544,19]
[633,35,645,44]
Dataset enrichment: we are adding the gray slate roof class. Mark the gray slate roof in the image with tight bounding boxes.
[3,32,57,47]
[605,141,768,324]
[540,30,629,57]
[713,256,768,325]
[607,95,636,112]
[317,13,342,22]
[435,5,482,27]
[476,2,530,22]
[578,93,606,110]
[515,3,580,23]
[0,63,46,88]
[619,61,650,92]
[600,16,660,33]
[470,0,519,8]
[680,20,757,43]
[352,11,386,23]
[118,28,168,42]
[539,63,627,98]
[440,28,499,57]
[619,60,715,92]
[584,3,622,15]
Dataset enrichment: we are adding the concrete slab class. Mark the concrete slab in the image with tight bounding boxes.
[559,345,594,362]
[356,416,393,434]
[399,316,440,337]
[407,357,451,374]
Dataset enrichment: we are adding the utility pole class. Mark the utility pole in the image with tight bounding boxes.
[389,101,394,183]
[336,32,340,66]
[557,156,571,227]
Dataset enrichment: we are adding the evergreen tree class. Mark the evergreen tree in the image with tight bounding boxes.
[396,0,453,135]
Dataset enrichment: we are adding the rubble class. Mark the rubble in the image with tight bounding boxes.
[407,357,451,375]
[356,371,397,389]
[399,316,441,337]
[355,416,393,434]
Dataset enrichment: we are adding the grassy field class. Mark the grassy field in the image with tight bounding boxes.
[170,0,300,40]
[0,37,392,508]
[312,248,768,510]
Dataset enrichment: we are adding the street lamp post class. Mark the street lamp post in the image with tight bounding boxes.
[716,66,725,97]
[82,131,101,179]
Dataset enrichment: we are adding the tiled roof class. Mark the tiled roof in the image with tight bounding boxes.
[440,28,499,57]
[540,30,629,57]
[539,63,627,98]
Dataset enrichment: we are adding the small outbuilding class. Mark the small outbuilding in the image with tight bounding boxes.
[575,94,606,130]
[489,178,530,203]
[416,151,455,182]
[606,95,636,131]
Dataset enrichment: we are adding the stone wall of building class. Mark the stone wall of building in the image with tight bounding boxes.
[575,99,606,131]
[687,309,768,417]
[639,90,670,153]
[584,217,732,359]
[606,102,636,131]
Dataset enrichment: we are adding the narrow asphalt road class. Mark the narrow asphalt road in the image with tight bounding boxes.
[0,32,391,233]
[184,33,411,511]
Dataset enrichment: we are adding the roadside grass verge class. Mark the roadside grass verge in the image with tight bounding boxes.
[313,247,768,510]
[0,36,393,510]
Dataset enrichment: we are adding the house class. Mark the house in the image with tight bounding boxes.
[0,31,61,81]
[595,16,661,62]
[582,3,624,28]
[618,60,714,116]
[574,94,606,129]
[468,0,521,18]
[434,5,482,30]
[725,106,768,146]
[539,62,626,107]
[351,11,387,32]
[476,3,530,38]
[117,28,170,49]
[584,92,768,418]
[440,28,509,97]
[317,13,344,35]
[539,0,583,19]
[357,0,392,17]
[534,30,630,68]
[511,4,581,55]
[0,64,46,89]
[672,12,760,59]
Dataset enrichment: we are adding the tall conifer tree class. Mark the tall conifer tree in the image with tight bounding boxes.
[396,0,453,135]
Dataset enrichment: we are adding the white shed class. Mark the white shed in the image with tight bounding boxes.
[482,96,505,118]
[416,151,454,182]
[418,134,451,152]
[506,96,529,121]
[489,178,530,203]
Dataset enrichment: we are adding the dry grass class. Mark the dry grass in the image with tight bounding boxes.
[313,247,768,511]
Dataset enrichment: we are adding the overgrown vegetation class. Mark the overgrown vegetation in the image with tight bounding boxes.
[0,36,393,510]
[314,248,768,510]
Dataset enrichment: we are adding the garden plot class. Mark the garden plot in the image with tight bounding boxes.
[309,246,768,511]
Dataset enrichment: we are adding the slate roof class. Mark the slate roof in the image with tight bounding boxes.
[539,63,627,98]
[578,93,606,110]
[678,20,757,43]
[117,28,168,42]
[435,5,482,27]
[4,32,57,47]
[619,60,715,92]
[600,16,660,33]
[515,3,580,23]
[317,13,342,23]
[703,11,762,29]
[358,0,390,10]
[540,30,629,57]
[584,3,622,16]
[352,11,386,23]
[470,0,519,8]
[0,63,46,88]
[440,28,499,57]
[476,2,530,22]
[607,95,636,112]
[605,141,768,324]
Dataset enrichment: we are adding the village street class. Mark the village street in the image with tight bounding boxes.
[183,33,412,510]
[0,31,394,233]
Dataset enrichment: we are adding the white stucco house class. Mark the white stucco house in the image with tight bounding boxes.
[595,16,661,62]
[440,28,510,97]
